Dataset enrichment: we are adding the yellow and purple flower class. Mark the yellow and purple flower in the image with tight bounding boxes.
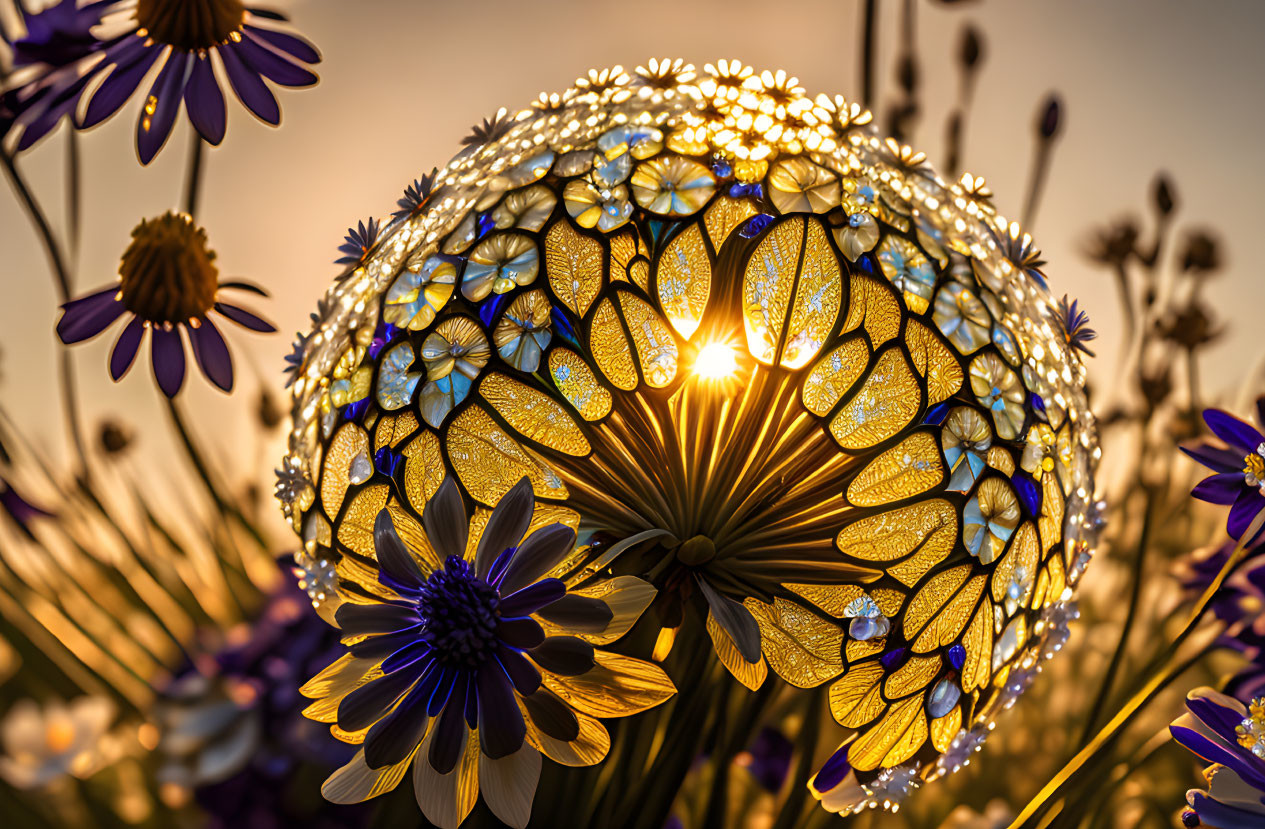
[56,212,274,397]
[78,0,320,163]
[303,477,674,828]
[1183,402,1265,542]
[1171,687,1265,828]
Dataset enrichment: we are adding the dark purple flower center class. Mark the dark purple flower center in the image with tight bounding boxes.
[136,0,246,51]
[118,212,219,324]
[416,556,501,670]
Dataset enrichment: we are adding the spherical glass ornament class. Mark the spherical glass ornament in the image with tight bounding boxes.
[279,60,1100,816]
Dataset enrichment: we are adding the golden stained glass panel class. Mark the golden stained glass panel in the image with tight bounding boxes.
[548,348,613,421]
[618,291,678,388]
[589,298,638,391]
[781,218,842,370]
[479,373,590,457]
[744,597,845,688]
[829,348,921,450]
[835,499,957,563]
[847,432,944,507]
[656,223,712,339]
[446,406,569,505]
[801,337,870,417]
[545,219,603,317]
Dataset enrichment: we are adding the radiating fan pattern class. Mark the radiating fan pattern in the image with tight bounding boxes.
[280,61,1099,813]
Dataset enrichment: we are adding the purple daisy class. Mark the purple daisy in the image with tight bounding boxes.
[303,476,673,828]
[56,211,274,397]
[76,0,321,164]
[1182,402,1265,542]
[1170,687,1265,827]
[1,0,111,149]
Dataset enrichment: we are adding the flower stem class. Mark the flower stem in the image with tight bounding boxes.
[65,128,81,265]
[860,0,878,108]
[163,396,269,552]
[1,148,90,482]
[182,132,205,218]
[1008,507,1265,828]
[1077,486,1156,745]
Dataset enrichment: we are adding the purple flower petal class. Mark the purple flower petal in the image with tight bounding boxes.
[373,509,426,590]
[1187,790,1265,829]
[188,318,234,392]
[109,316,145,380]
[495,645,542,697]
[1183,442,1248,474]
[1187,695,1247,742]
[243,23,321,64]
[236,34,318,88]
[337,667,419,733]
[219,41,280,125]
[813,744,854,792]
[217,280,269,297]
[526,636,594,676]
[183,53,226,145]
[1171,724,1265,790]
[476,662,527,759]
[214,302,276,332]
[496,616,545,650]
[334,602,420,637]
[1192,472,1247,506]
[498,579,566,618]
[80,37,161,128]
[362,677,431,770]
[499,525,576,595]
[137,51,192,164]
[16,70,98,150]
[521,688,579,741]
[149,326,186,397]
[427,678,468,774]
[1228,490,1265,541]
[1205,409,1265,455]
[381,642,431,676]
[57,287,124,343]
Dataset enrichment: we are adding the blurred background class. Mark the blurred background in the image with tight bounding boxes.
[2,0,1263,507]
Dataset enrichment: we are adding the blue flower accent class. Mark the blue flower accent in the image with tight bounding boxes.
[336,218,381,266]
[1182,403,1265,542]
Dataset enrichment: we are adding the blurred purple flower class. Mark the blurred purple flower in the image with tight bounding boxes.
[1170,687,1265,827]
[736,727,793,793]
[158,563,364,828]
[1,0,110,149]
[0,478,52,530]
[1182,402,1265,542]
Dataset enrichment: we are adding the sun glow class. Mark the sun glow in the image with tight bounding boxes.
[693,341,740,380]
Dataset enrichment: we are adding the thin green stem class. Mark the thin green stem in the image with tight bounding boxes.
[65,128,81,264]
[163,396,269,551]
[183,132,205,217]
[1078,487,1156,744]
[860,0,877,108]
[2,148,90,480]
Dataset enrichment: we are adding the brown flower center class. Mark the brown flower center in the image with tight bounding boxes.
[135,0,246,51]
[118,212,219,324]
